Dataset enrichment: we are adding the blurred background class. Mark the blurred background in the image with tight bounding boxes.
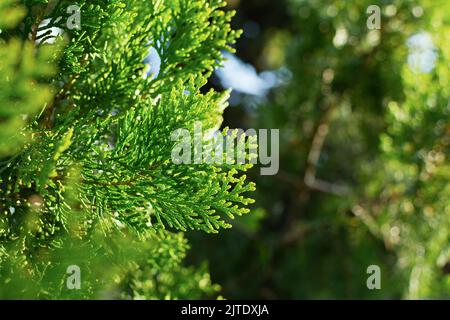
[188,0,450,299]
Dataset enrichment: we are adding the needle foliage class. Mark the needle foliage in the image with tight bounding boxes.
[0,0,255,299]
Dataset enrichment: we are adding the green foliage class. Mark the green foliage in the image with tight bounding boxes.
[189,0,449,299]
[372,17,450,297]
[0,0,253,299]
[0,0,55,157]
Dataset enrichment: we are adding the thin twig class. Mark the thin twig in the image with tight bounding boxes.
[303,96,349,196]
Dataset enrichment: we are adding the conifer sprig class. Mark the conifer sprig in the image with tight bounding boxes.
[0,0,253,298]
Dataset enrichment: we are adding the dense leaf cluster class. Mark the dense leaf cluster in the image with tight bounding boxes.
[0,0,254,298]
